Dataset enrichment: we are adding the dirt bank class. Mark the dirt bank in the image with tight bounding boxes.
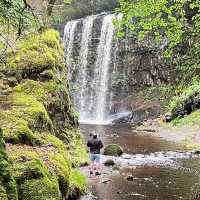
[136,119,200,149]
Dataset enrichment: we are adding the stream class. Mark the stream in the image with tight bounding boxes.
[80,124,200,200]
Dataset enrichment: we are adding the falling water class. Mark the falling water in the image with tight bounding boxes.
[93,14,115,123]
[77,15,96,121]
[64,13,120,124]
[64,20,79,79]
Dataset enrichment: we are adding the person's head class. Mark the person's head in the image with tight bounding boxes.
[93,133,97,139]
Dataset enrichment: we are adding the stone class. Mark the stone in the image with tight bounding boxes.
[126,174,134,181]
[102,178,112,184]
[104,159,115,166]
[193,150,200,154]
[121,154,132,159]
[104,144,123,156]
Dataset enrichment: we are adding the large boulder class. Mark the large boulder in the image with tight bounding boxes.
[104,144,123,156]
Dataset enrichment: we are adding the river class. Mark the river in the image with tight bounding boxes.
[80,123,200,200]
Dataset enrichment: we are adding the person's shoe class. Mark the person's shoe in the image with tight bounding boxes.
[95,172,101,176]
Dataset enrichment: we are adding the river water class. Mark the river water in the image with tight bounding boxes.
[80,124,200,200]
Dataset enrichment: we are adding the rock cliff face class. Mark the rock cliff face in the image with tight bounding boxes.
[0,29,88,199]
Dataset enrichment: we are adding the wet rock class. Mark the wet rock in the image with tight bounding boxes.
[102,178,112,184]
[104,159,115,166]
[126,174,134,181]
[193,150,200,154]
[112,166,120,171]
[136,126,157,133]
[104,144,123,156]
[164,114,172,122]
[121,154,132,159]
[42,142,54,148]
[17,155,32,162]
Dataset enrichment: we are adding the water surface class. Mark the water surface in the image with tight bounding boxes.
[80,124,200,200]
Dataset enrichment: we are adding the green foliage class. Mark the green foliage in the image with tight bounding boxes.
[0,0,38,33]
[167,77,200,113]
[116,0,200,55]
[172,110,200,127]
[0,0,39,65]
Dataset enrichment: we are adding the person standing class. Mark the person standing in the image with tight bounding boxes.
[87,133,103,175]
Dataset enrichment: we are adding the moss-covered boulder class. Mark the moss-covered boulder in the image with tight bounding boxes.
[104,144,123,156]
[0,128,18,200]
[68,169,86,199]
[0,29,88,199]
[104,159,115,166]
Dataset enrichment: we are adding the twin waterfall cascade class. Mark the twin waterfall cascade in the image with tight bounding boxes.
[64,13,119,124]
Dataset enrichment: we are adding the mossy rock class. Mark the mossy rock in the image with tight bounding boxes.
[104,159,115,166]
[0,128,18,200]
[40,70,54,80]
[19,178,61,200]
[14,159,50,185]
[7,29,64,71]
[0,92,53,145]
[68,169,86,199]
[104,144,123,156]
[0,185,8,200]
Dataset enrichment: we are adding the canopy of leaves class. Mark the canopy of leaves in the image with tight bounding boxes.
[0,0,38,65]
[115,0,200,56]
[115,0,200,84]
[0,0,38,35]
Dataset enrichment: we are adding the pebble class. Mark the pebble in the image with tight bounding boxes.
[102,178,112,184]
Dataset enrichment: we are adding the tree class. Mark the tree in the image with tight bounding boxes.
[0,0,38,64]
[115,0,200,56]
[115,0,200,81]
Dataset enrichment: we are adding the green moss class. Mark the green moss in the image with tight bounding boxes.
[0,128,18,200]
[0,92,53,145]
[104,159,115,166]
[7,29,63,70]
[104,144,123,156]
[7,143,70,199]
[69,169,87,195]
[40,70,54,80]
[19,178,61,200]
[0,28,88,200]
[66,130,89,167]
[48,152,71,197]
[0,185,8,200]
[14,159,50,185]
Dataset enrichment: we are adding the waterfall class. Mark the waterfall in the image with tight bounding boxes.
[64,13,117,124]
[64,20,79,79]
[77,15,97,121]
[93,14,115,123]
